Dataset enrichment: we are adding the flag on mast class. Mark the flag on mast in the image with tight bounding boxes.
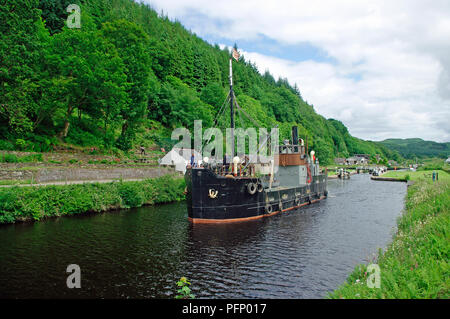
[232,48,240,61]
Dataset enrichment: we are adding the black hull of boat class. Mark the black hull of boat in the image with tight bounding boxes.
[185,168,327,223]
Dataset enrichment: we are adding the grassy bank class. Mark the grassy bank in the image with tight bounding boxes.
[329,177,449,298]
[0,175,185,224]
[0,152,43,163]
[382,170,449,182]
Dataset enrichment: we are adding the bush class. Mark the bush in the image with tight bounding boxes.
[118,182,146,207]
[65,125,103,147]
[19,153,43,162]
[15,139,26,150]
[0,175,186,224]
[0,153,43,163]
[0,136,56,152]
[0,140,15,151]
[26,135,58,152]
[0,153,19,163]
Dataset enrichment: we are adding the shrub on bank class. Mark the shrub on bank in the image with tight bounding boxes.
[0,175,186,224]
[329,179,449,299]
[0,153,43,163]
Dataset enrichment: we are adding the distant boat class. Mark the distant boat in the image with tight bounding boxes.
[337,168,350,179]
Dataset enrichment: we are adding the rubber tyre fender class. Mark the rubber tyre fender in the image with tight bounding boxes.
[247,182,257,195]
[257,182,264,193]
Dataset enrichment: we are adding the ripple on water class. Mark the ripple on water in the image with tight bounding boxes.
[0,174,406,299]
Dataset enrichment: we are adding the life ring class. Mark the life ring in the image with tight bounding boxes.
[265,204,273,214]
[247,182,257,195]
[257,182,264,193]
[208,189,218,199]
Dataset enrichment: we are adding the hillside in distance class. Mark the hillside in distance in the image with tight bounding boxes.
[380,138,450,159]
[0,0,401,164]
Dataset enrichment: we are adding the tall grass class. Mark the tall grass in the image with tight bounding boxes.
[0,175,186,224]
[329,179,449,299]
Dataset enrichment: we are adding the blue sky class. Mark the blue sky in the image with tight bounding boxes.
[203,33,335,65]
[144,0,450,142]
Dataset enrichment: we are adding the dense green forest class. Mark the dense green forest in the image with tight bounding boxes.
[0,0,402,164]
[380,138,449,159]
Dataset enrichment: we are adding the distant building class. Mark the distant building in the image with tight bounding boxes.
[354,154,370,160]
[446,157,450,164]
[346,157,359,165]
[346,155,369,165]
[334,158,346,165]
[354,154,370,165]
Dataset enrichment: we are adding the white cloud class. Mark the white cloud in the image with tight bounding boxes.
[144,0,450,142]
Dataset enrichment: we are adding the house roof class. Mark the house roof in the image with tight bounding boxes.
[158,149,187,165]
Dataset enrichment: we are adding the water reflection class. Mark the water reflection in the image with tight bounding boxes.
[0,174,406,298]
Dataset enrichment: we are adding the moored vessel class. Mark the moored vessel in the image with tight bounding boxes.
[184,48,327,223]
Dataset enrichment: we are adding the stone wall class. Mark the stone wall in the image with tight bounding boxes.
[0,169,34,181]
[0,166,178,183]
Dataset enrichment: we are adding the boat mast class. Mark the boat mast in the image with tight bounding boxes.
[229,57,235,157]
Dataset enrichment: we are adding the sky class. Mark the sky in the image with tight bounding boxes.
[142,0,450,142]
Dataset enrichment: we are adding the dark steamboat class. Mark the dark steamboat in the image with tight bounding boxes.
[185,49,327,223]
[185,139,328,223]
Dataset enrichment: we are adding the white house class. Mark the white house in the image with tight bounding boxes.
[158,148,202,174]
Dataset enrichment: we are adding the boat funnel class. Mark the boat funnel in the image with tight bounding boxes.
[292,126,299,145]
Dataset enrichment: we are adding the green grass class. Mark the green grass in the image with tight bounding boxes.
[328,170,338,177]
[382,170,449,182]
[418,158,450,172]
[329,178,450,299]
[0,175,186,224]
[0,153,43,163]
[0,179,32,186]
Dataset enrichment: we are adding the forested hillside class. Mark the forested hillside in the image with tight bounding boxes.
[0,0,401,164]
[380,138,449,159]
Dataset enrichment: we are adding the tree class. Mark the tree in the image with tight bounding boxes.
[47,27,127,139]
[102,19,156,150]
[0,0,403,163]
[154,76,213,129]
[38,0,75,34]
[0,0,43,137]
[200,82,227,109]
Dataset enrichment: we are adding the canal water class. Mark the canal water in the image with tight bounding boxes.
[0,174,406,299]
